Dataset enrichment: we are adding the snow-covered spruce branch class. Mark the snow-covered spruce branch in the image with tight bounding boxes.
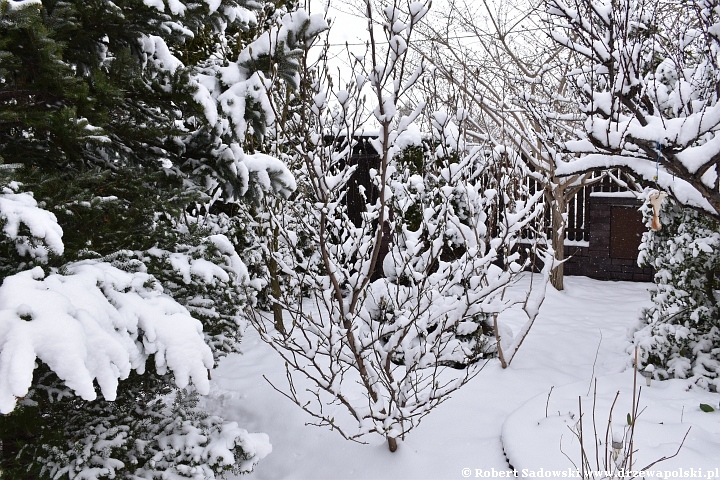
[0,189,206,413]
[0,199,254,415]
[0,189,64,264]
[0,260,214,414]
[0,186,273,476]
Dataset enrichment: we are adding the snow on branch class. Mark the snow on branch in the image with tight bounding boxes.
[545,0,720,220]
[189,8,327,200]
[0,261,214,414]
[0,190,64,262]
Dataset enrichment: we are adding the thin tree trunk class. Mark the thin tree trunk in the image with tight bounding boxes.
[271,279,284,333]
[494,313,508,369]
[549,193,567,291]
[269,224,285,334]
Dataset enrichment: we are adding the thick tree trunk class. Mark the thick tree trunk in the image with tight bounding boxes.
[549,195,567,291]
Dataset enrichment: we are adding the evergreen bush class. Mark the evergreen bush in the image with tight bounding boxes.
[634,195,720,389]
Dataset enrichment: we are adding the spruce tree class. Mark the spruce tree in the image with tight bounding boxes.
[0,0,326,476]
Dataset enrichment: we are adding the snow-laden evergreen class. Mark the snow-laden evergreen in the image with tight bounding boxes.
[633,194,720,387]
[0,0,325,476]
[0,259,214,413]
[0,188,64,263]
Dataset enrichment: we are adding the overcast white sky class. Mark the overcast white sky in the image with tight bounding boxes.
[307,0,380,75]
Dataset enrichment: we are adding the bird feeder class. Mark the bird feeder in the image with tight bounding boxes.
[648,190,667,231]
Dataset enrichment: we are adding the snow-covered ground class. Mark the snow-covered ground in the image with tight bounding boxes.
[209,276,720,479]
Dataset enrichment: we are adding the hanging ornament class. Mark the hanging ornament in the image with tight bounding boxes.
[649,190,667,231]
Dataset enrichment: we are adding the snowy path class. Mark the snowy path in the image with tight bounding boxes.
[211,276,653,479]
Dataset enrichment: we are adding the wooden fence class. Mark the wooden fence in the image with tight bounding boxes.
[341,137,652,282]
